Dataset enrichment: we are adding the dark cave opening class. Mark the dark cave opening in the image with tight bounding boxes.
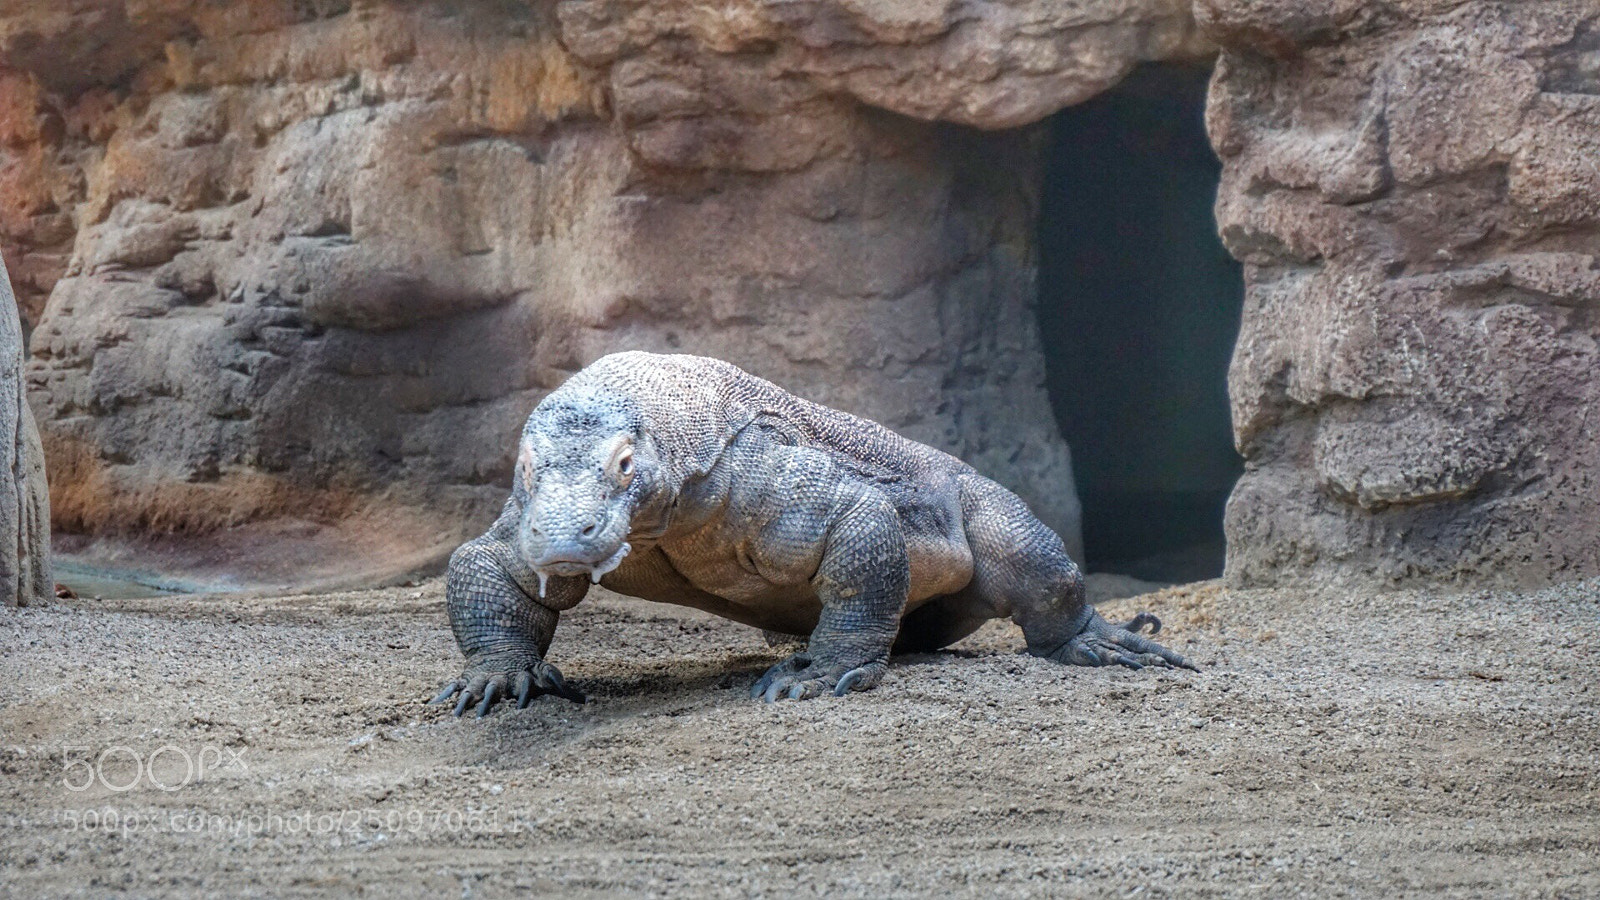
[1037,64,1245,583]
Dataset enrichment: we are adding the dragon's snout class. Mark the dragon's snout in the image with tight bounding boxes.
[527,515,620,569]
[527,541,632,597]
[531,556,595,577]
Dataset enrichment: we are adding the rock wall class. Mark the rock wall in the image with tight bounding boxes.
[15,0,1590,592]
[0,254,50,606]
[0,1,1205,589]
[1206,0,1600,586]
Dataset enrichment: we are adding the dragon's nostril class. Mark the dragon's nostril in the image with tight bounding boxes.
[581,523,598,538]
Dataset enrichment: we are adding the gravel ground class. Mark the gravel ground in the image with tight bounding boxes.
[2,577,1597,898]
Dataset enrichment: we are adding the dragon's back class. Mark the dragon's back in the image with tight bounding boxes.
[563,351,976,485]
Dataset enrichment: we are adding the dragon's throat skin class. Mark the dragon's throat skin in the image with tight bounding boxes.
[431,352,1196,714]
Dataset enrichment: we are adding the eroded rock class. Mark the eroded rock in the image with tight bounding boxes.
[11,0,1590,592]
[0,0,1209,588]
[1210,0,1600,587]
[0,254,49,606]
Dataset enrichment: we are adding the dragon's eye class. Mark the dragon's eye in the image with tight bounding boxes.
[610,442,636,485]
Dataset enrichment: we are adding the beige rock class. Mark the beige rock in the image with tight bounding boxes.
[1210,0,1600,587]
[1,0,1208,588]
[7,0,1593,593]
[0,253,50,606]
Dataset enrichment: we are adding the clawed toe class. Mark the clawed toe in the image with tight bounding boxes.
[755,671,828,703]
[453,682,479,717]
[751,655,885,702]
[429,658,584,718]
[429,679,466,706]
[833,665,881,695]
[476,678,505,717]
[1045,610,1199,673]
[757,675,834,703]
[781,679,828,701]
[1119,612,1162,635]
[749,653,807,700]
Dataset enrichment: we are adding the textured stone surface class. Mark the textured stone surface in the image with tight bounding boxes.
[0,0,1209,588]
[1206,0,1600,586]
[13,0,1591,592]
[0,254,49,606]
[556,0,1207,135]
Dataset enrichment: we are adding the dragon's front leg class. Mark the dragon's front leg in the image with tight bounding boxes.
[751,490,909,702]
[428,534,588,717]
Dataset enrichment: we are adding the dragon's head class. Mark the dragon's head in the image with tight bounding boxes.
[513,386,661,594]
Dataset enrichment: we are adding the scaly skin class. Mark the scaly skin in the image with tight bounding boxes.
[430,352,1195,714]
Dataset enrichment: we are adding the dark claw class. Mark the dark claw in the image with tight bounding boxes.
[763,673,808,703]
[544,668,585,704]
[1046,611,1200,674]
[429,681,464,705]
[476,680,502,718]
[1136,643,1196,672]
[514,672,535,709]
[834,669,866,696]
[1102,621,1199,672]
[750,673,776,701]
[1120,612,1162,635]
[453,690,475,718]
[754,653,830,702]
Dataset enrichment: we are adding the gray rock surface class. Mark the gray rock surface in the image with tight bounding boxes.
[3,0,1596,591]
[0,254,49,606]
[1206,0,1600,587]
[0,0,1220,585]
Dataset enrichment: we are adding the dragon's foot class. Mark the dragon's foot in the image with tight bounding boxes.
[749,652,886,702]
[428,651,584,717]
[1040,610,1199,672]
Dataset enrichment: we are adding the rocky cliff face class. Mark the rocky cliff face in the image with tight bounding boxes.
[1206,0,1600,586]
[0,1,1204,589]
[6,0,1593,592]
[0,254,49,605]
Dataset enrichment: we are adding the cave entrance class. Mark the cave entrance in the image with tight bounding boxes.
[1037,63,1244,584]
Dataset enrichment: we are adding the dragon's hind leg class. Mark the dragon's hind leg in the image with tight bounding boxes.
[956,475,1197,672]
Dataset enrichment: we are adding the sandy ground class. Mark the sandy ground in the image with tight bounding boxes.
[2,576,1597,898]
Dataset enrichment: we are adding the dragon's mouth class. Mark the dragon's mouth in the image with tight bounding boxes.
[534,542,631,597]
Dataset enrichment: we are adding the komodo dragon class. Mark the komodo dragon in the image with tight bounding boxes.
[431,351,1195,714]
